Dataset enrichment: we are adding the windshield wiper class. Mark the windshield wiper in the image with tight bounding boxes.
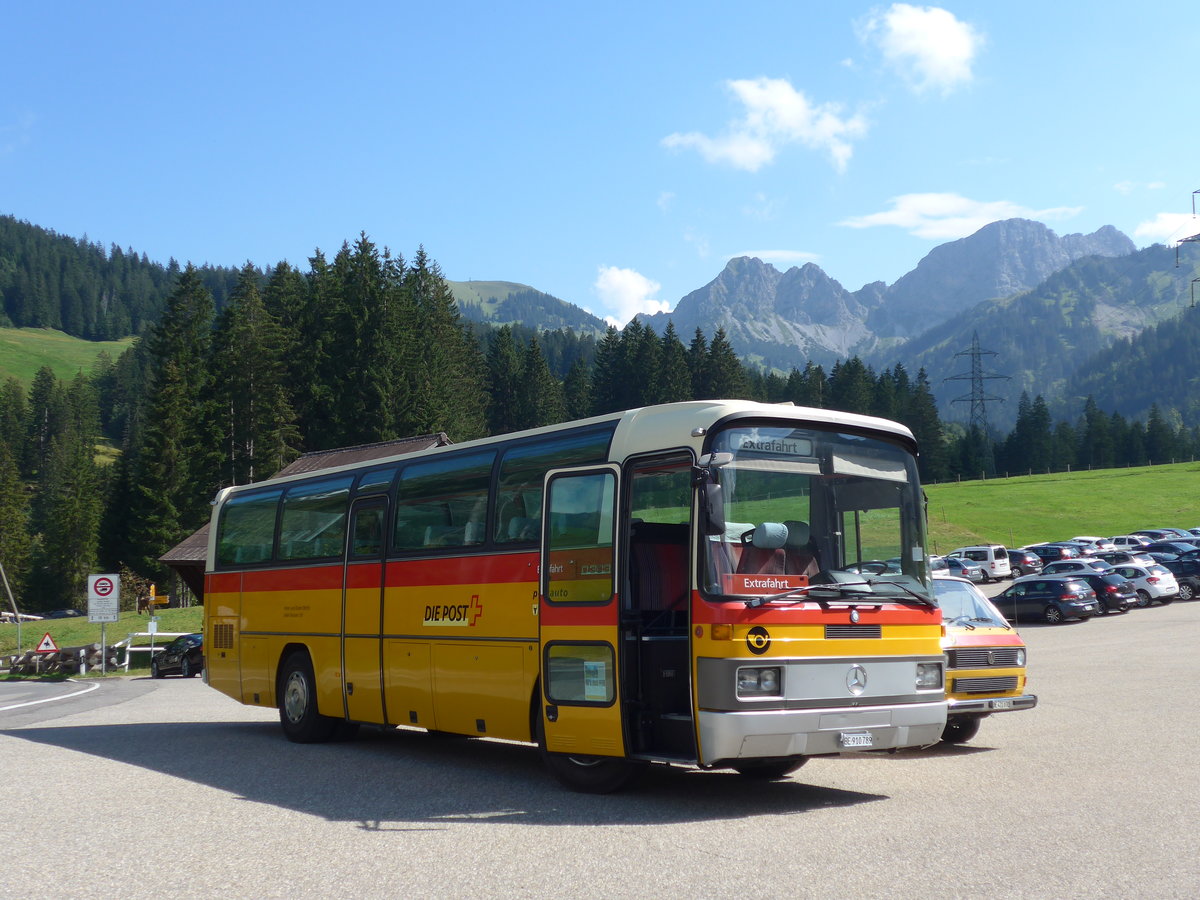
[744,577,937,610]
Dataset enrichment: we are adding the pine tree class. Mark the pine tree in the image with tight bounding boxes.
[515,334,566,428]
[486,325,524,435]
[907,369,948,482]
[590,326,624,415]
[657,322,693,403]
[563,358,592,420]
[0,377,27,462]
[211,264,300,483]
[705,328,749,399]
[687,328,710,399]
[127,266,220,578]
[34,425,101,608]
[402,247,488,441]
[0,442,31,606]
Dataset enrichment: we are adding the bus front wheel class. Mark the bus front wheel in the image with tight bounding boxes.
[535,715,645,794]
[278,651,338,743]
[730,757,807,779]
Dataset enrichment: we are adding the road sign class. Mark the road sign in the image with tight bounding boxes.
[36,632,59,653]
[88,573,120,623]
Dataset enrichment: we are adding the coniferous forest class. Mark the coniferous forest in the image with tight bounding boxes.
[2,220,1199,612]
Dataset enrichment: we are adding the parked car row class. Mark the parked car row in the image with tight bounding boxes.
[954,526,1200,625]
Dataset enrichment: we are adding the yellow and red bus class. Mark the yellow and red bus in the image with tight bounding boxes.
[204,400,947,791]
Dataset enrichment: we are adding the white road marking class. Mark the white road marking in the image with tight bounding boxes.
[0,680,101,711]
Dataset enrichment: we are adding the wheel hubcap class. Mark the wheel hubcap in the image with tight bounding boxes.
[284,672,308,724]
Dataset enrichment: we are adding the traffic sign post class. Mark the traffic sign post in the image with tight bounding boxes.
[88,573,120,675]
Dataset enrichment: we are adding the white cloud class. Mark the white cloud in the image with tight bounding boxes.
[1115,180,1166,195]
[662,77,867,173]
[594,266,672,327]
[657,191,675,212]
[742,192,781,221]
[684,228,711,259]
[858,4,982,96]
[734,250,820,265]
[1134,212,1200,243]
[839,193,1083,239]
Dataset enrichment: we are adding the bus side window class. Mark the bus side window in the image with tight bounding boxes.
[494,429,613,544]
[277,476,354,561]
[393,450,495,552]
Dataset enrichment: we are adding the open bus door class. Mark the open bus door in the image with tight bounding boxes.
[538,465,644,792]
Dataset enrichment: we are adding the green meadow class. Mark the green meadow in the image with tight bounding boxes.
[925,461,1200,554]
[0,327,136,384]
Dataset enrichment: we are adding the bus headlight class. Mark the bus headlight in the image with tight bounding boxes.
[737,666,783,697]
[1015,649,1026,667]
[916,662,943,690]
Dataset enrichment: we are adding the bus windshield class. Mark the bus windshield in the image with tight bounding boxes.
[932,577,1011,628]
[702,423,930,601]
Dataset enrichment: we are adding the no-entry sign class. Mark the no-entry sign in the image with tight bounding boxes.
[88,573,120,623]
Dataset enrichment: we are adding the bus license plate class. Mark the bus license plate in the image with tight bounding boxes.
[993,699,1013,710]
[839,732,873,748]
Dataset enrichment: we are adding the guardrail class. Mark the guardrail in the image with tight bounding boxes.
[116,632,191,671]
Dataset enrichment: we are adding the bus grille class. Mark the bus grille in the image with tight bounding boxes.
[949,648,1022,668]
[212,623,235,650]
[953,676,1018,694]
[824,624,882,639]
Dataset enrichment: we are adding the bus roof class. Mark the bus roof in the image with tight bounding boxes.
[212,399,917,504]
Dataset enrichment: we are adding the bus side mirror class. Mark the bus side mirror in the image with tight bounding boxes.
[701,483,725,536]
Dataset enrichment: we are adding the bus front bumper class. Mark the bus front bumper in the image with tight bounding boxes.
[948,693,1038,716]
[697,700,947,766]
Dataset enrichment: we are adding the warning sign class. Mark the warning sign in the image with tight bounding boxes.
[36,632,60,653]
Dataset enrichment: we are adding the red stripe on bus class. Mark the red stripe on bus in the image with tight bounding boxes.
[241,566,343,592]
[540,601,616,626]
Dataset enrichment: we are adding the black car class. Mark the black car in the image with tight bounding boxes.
[993,577,1099,624]
[150,633,204,678]
[1096,550,1155,566]
[1159,556,1200,601]
[1141,541,1200,557]
[1024,544,1083,565]
[1007,549,1043,577]
[1074,572,1136,614]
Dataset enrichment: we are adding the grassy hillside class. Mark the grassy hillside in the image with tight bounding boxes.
[0,327,136,384]
[0,607,203,663]
[448,280,535,313]
[925,461,1200,553]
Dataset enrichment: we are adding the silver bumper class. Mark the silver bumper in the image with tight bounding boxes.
[948,693,1038,715]
[697,700,947,765]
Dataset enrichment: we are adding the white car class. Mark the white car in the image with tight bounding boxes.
[1108,563,1179,607]
[1110,535,1152,551]
[1072,536,1115,553]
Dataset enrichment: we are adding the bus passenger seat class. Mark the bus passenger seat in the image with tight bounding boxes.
[507,516,537,541]
[783,520,820,577]
[736,522,788,575]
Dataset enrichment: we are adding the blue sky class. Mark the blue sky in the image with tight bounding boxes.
[3,2,1197,327]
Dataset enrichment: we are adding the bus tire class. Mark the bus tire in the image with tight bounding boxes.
[278,650,339,744]
[941,716,982,744]
[730,757,807,779]
[535,714,645,794]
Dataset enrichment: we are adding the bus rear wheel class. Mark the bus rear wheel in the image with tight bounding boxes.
[278,651,339,743]
[535,715,645,793]
[730,757,807,779]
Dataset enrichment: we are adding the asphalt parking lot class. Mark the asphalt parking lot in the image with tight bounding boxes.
[3,596,1198,898]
